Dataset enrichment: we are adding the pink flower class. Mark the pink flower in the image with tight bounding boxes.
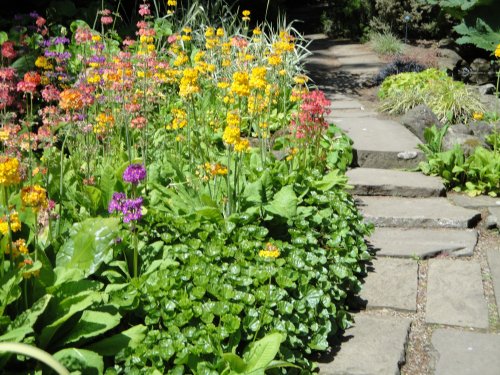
[36,17,46,28]
[139,3,151,16]
[41,85,61,102]
[167,34,178,44]
[1,42,17,60]
[101,16,113,25]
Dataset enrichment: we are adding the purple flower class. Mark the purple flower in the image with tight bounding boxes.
[108,193,143,223]
[122,197,143,223]
[123,164,147,185]
[108,192,126,213]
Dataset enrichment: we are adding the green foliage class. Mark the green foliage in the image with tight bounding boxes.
[454,18,500,52]
[425,0,500,52]
[107,164,372,373]
[368,31,404,56]
[419,144,500,196]
[378,69,485,123]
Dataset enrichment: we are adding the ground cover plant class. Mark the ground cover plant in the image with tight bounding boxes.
[0,2,372,373]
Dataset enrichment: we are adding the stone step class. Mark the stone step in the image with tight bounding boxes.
[426,259,489,329]
[347,168,445,197]
[332,117,424,169]
[369,228,478,258]
[430,329,500,375]
[318,315,410,375]
[486,249,500,318]
[356,196,482,229]
[359,258,418,312]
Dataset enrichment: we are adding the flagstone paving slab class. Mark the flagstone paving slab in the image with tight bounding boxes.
[426,260,489,328]
[318,315,410,375]
[486,248,500,318]
[330,99,365,110]
[369,228,477,258]
[447,192,500,210]
[359,258,418,312]
[357,196,482,229]
[332,117,424,169]
[430,329,500,375]
[347,168,445,197]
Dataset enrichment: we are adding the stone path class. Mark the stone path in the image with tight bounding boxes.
[307,36,500,375]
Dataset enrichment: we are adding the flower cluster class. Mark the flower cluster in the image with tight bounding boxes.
[222,112,250,152]
[259,242,280,258]
[21,185,48,211]
[291,90,331,140]
[495,43,500,59]
[0,156,21,186]
[108,192,143,223]
[123,164,147,185]
[0,210,22,235]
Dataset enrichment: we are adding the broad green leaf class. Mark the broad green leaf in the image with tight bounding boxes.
[85,325,147,356]
[244,333,283,372]
[53,348,103,375]
[264,186,297,219]
[0,32,8,44]
[56,217,120,277]
[84,186,102,213]
[222,353,246,373]
[313,170,347,191]
[0,271,22,316]
[9,295,52,331]
[39,291,102,348]
[61,309,121,346]
[0,326,33,343]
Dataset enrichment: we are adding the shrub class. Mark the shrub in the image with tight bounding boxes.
[378,68,485,123]
[370,0,450,39]
[374,56,426,84]
[369,31,404,56]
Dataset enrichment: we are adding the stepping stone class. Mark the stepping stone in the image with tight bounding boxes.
[370,228,477,258]
[359,258,418,312]
[326,110,377,119]
[318,315,410,374]
[426,259,489,328]
[486,249,500,318]
[487,207,500,228]
[330,99,364,110]
[332,117,424,169]
[430,329,500,375]
[447,192,500,210]
[347,168,445,197]
[357,196,481,229]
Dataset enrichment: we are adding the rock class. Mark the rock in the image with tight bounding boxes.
[470,120,495,145]
[448,191,500,209]
[485,214,498,229]
[488,207,500,230]
[359,258,418,312]
[469,58,494,85]
[437,48,464,72]
[426,259,489,328]
[442,126,483,157]
[430,329,500,375]
[478,83,496,95]
[318,315,411,375]
[437,38,455,49]
[400,104,441,142]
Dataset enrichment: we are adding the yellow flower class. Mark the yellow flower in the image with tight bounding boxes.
[216,28,225,37]
[167,0,177,5]
[267,54,282,66]
[205,27,215,37]
[94,112,115,134]
[167,108,188,130]
[234,138,250,152]
[230,71,250,97]
[286,147,299,161]
[495,43,500,58]
[253,27,261,36]
[249,66,267,90]
[21,185,48,211]
[242,10,250,21]
[473,112,484,121]
[293,75,309,85]
[0,211,22,235]
[204,162,228,177]
[259,242,280,258]
[179,68,200,97]
[0,157,21,187]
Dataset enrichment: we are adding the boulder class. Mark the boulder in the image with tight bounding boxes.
[478,83,496,96]
[470,121,496,145]
[469,58,495,85]
[401,104,442,142]
[437,48,464,72]
[442,126,484,157]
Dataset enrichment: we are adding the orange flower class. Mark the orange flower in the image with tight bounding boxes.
[59,89,84,111]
